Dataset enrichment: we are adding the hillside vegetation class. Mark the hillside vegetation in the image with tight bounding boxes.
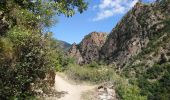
[1,0,170,100]
[0,0,87,99]
[66,0,170,100]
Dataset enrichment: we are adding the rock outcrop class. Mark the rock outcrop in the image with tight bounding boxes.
[67,43,83,64]
[0,11,8,35]
[68,1,170,68]
[67,32,107,64]
[100,1,170,68]
[97,82,117,100]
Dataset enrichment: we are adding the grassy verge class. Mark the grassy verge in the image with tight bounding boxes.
[65,64,114,83]
[65,64,147,100]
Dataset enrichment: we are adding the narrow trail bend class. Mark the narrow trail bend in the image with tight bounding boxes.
[55,73,96,100]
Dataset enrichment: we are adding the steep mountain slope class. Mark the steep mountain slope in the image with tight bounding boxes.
[67,32,107,64]
[66,1,170,99]
[58,40,71,51]
[119,1,170,99]
[100,1,170,69]
[67,43,83,64]
[99,1,170,99]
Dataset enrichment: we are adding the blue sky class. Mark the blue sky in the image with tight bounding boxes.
[50,0,155,44]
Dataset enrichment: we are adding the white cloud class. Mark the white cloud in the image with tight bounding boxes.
[129,0,139,7]
[93,0,139,21]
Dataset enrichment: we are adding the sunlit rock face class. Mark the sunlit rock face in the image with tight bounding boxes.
[67,32,107,64]
[67,43,84,64]
[68,1,170,68]
[100,2,169,68]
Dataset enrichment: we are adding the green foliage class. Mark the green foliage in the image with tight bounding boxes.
[121,18,170,99]
[0,0,88,99]
[0,0,87,29]
[109,70,147,100]
[66,63,146,99]
[47,38,75,71]
[0,26,54,99]
[66,64,114,83]
[12,0,88,16]
[163,19,170,33]
[65,62,148,100]
[87,61,99,68]
[117,84,147,100]
[123,23,170,77]
[54,52,75,72]
[134,63,170,100]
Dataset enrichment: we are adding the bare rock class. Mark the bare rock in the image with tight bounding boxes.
[100,1,169,68]
[67,32,107,64]
[97,82,118,100]
[67,43,83,64]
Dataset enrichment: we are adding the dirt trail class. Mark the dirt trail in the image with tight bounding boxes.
[55,73,96,100]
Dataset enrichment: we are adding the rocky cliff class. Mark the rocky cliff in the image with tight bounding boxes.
[67,1,170,99]
[100,1,170,68]
[67,43,84,64]
[67,32,107,64]
[67,1,170,68]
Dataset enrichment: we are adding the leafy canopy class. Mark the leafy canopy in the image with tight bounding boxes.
[0,0,88,28]
[0,0,88,99]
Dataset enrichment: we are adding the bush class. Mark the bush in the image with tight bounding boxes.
[66,63,147,99]
[117,84,147,100]
[87,61,98,68]
[110,71,147,100]
[0,26,58,99]
[0,0,88,99]
[134,63,170,100]
[66,64,114,83]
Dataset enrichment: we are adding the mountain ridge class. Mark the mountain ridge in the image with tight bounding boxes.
[68,1,170,68]
[67,32,107,64]
[66,0,170,99]
[57,40,71,51]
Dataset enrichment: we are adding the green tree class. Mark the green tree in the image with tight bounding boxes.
[0,0,87,29]
[0,0,88,99]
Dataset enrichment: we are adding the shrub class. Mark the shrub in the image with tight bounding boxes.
[117,84,147,100]
[135,63,170,100]
[0,26,58,99]
[66,63,147,99]
[87,61,98,68]
[66,64,114,83]
[110,71,147,100]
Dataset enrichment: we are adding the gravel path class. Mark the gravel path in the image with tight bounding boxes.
[55,73,95,100]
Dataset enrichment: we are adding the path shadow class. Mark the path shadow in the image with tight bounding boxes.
[56,91,68,98]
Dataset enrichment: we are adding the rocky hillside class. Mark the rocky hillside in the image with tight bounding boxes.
[68,1,170,68]
[58,40,71,51]
[67,43,83,64]
[67,32,107,64]
[100,1,170,69]
[67,1,170,99]
[66,1,170,99]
